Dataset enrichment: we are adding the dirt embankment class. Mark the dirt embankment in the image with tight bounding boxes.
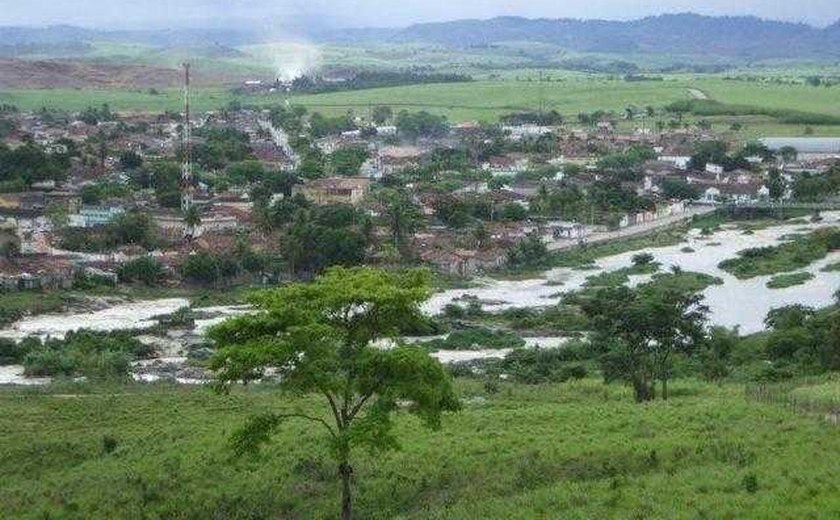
[0,58,228,89]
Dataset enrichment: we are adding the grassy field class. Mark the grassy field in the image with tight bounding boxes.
[3,73,840,136]
[0,78,690,119]
[283,79,690,121]
[0,87,236,113]
[789,378,840,409]
[698,79,840,117]
[1,378,838,519]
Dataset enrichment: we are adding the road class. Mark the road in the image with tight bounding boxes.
[687,88,709,100]
[258,117,300,168]
[547,206,716,252]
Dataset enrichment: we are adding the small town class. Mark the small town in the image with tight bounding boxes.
[3,90,836,292]
[3,4,840,519]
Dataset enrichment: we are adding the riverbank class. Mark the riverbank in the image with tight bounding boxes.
[427,213,840,334]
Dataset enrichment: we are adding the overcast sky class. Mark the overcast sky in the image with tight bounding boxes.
[1,0,838,28]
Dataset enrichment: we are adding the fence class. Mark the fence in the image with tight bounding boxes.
[745,383,840,426]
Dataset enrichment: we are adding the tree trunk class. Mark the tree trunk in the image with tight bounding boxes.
[340,461,353,520]
[661,377,668,400]
[632,377,654,402]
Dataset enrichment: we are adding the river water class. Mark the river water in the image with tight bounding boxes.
[424,214,840,335]
[2,215,838,384]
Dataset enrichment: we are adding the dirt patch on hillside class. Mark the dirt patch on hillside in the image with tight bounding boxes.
[0,59,230,89]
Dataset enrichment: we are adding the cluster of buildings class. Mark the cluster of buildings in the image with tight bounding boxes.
[2,100,839,287]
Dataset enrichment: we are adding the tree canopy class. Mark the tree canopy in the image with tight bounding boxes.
[579,278,708,401]
[209,267,459,520]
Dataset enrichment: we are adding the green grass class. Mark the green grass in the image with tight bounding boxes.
[766,272,815,289]
[583,262,660,287]
[647,271,724,293]
[789,379,840,410]
[552,228,687,269]
[821,261,840,272]
[3,62,839,135]
[700,79,840,118]
[718,228,840,279]
[423,328,525,351]
[1,379,839,519]
[280,78,691,122]
[0,87,236,113]
[0,291,71,327]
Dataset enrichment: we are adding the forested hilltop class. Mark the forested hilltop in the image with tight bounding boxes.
[4,14,840,60]
[330,14,840,60]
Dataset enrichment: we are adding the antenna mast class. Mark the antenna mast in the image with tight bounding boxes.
[181,62,193,214]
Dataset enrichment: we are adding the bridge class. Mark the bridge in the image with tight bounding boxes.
[720,201,840,211]
[718,201,840,218]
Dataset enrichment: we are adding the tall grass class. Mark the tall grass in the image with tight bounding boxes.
[2,379,840,518]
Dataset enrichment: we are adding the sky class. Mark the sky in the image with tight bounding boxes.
[0,0,838,28]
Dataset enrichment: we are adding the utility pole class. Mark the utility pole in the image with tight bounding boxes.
[181,62,194,216]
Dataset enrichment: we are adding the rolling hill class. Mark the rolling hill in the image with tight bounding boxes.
[379,14,840,59]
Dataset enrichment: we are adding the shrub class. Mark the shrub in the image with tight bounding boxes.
[766,272,814,289]
[425,328,525,351]
[500,343,592,384]
[742,473,759,494]
[0,338,28,365]
[102,435,119,454]
[632,252,654,266]
[118,257,167,285]
[21,330,152,380]
[719,228,840,279]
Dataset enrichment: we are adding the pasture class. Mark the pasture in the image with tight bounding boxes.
[1,378,838,519]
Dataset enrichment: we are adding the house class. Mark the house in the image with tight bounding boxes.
[643,160,681,178]
[761,137,840,161]
[547,221,587,241]
[420,248,506,277]
[0,192,46,213]
[657,145,693,170]
[720,183,764,204]
[702,186,721,204]
[45,191,82,215]
[69,205,125,228]
[481,155,529,176]
[596,116,615,133]
[152,206,243,238]
[213,192,252,212]
[0,255,78,292]
[501,124,554,141]
[293,177,371,206]
[375,125,397,137]
[705,163,724,176]
[250,140,291,166]
[377,146,424,175]
[197,207,243,234]
[701,184,764,204]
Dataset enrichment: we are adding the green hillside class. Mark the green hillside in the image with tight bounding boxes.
[1,379,838,519]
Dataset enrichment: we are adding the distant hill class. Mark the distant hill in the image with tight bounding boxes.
[334,13,840,60]
[0,58,236,89]
[0,25,262,47]
[3,13,840,62]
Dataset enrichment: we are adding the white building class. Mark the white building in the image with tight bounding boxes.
[69,206,125,228]
[657,154,691,170]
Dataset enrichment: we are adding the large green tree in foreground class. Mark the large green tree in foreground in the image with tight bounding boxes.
[208,267,459,520]
[580,281,708,402]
